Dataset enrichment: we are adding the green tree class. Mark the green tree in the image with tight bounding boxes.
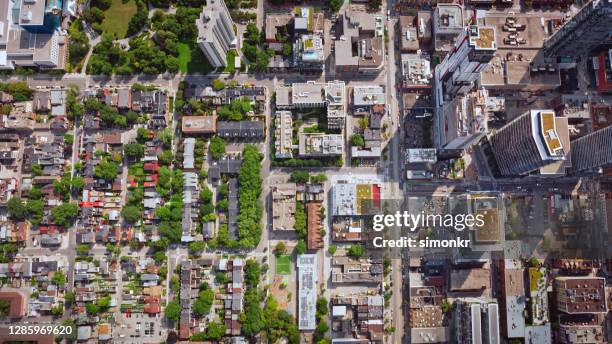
[282,43,292,57]
[157,128,173,148]
[290,170,310,183]
[327,245,337,255]
[0,300,10,316]
[166,56,180,73]
[189,241,205,254]
[64,134,74,145]
[328,0,342,11]
[85,302,99,315]
[295,240,307,255]
[124,143,145,159]
[97,296,111,310]
[51,203,79,228]
[165,299,180,322]
[76,244,90,256]
[209,136,226,160]
[26,199,44,225]
[347,244,364,258]
[71,176,85,192]
[358,117,369,130]
[311,174,328,183]
[215,272,230,284]
[121,205,141,223]
[136,128,150,143]
[212,79,225,91]
[204,321,226,340]
[275,241,287,255]
[158,150,173,165]
[244,259,260,287]
[52,271,66,285]
[7,197,27,220]
[64,291,76,305]
[441,299,452,314]
[192,289,214,317]
[31,164,43,176]
[51,303,64,317]
[94,160,119,181]
[350,134,365,147]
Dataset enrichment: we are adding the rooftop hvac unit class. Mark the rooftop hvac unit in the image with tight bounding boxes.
[22,11,33,21]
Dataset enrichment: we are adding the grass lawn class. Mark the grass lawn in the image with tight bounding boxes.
[276,255,291,275]
[100,0,138,39]
[177,42,214,74]
[224,50,237,73]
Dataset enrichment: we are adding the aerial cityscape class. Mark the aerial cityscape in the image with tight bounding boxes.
[0,0,610,343]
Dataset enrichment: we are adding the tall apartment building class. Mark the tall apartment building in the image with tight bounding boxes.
[570,126,612,174]
[489,110,567,176]
[275,81,347,130]
[0,0,67,70]
[196,0,236,68]
[435,26,497,107]
[432,4,465,52]
[543,0,612,58]
[454,299,501,344]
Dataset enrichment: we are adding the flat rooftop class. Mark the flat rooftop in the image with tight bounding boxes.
[182,115,217,134]
[19,0,46,26]
[292,82,325,105]
[434,4,464,31]
[539,117,571,175]
[450,267,491,292]
[473,208,501,243]
[556,277,607,314]
[538,111,562,155]
[469,26,496,50]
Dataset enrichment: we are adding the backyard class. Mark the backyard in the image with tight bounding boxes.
[100,0,138,38]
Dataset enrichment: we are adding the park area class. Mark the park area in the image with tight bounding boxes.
[276,255,291,275]
[100,0,137,38]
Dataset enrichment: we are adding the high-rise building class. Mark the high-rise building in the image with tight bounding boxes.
[0,0,67,70]
[196,0,236,68]
[543,0,612,58]
[434,26,496,107]
[489,110,567,176]
[570,126,612,174]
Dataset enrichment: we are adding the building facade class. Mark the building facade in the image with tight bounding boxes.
[488,110,566,176]
[197,0,236,68]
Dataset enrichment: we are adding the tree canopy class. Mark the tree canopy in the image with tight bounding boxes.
[94,160,119,181]
[51,203,79,228]
[7,197,27,220]
[209,136,226,160]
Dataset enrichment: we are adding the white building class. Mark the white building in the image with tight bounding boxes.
[197,0,236,68]
[297,254,318,330]
[352,85,385,107]
[274,111,293,159]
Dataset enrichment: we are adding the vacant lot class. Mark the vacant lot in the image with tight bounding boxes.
[100,0,137,38]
